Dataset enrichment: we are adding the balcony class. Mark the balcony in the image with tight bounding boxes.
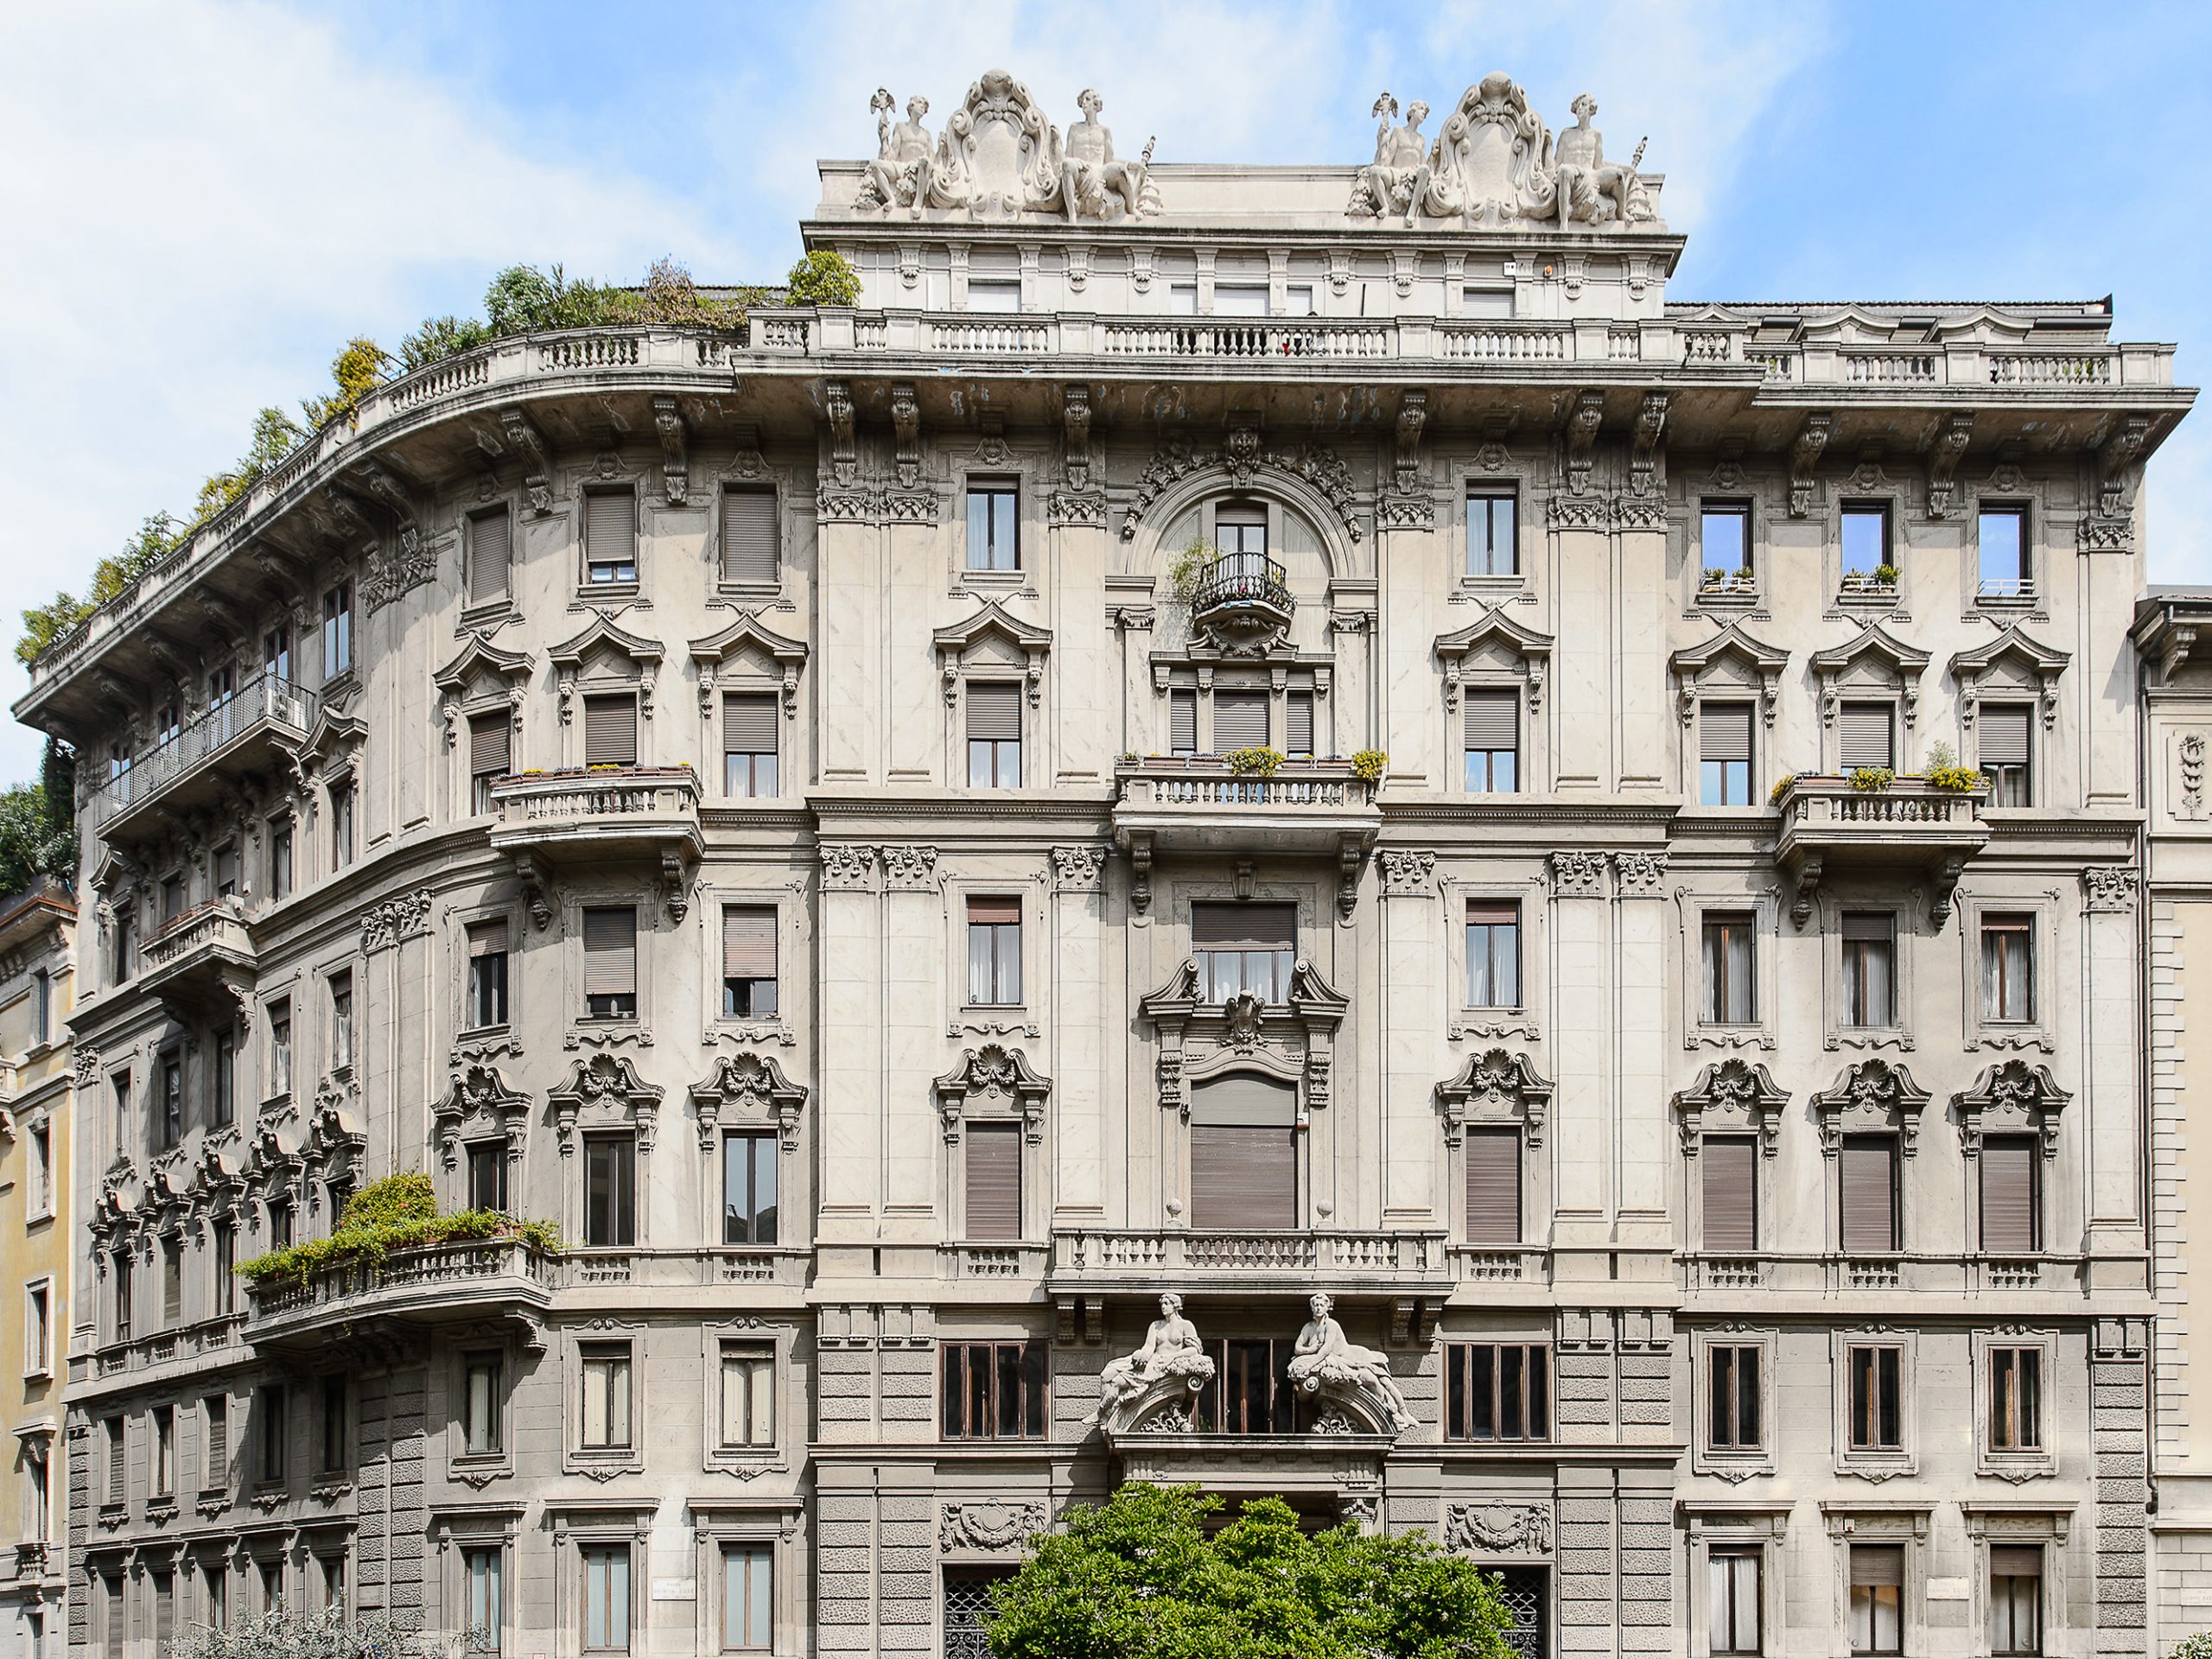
[1113,758,1380,866]
[92,671,317,838]
[138,899,255,1016]
[488,766,704,863]
[1048,1227,1450,1300]
[1186,550,1294,648]
[1679,1251,2089,1299]
[244,1235,556,1357]
[1772,774,1989,928]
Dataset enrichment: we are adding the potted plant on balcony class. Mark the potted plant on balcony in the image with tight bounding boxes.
[1166,536,1215,606]
[1769,772,1796,806]
[1847,766,1896,792]
[1224,747,1285,779]
[1351,749,1388,783]
[1919,741,1982,792]
[236,1171,561,1287]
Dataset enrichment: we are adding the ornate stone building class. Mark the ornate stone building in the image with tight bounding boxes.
[16,65,2196,1659]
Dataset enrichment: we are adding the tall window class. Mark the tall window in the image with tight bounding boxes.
[582,908,639,1020]
[1444,1343,1549,1441]
[1708,1551,1760,1657]
[581,1545,631,1655]
[1284,689,1315,760]
[722,1133,777,1246]
[718,1344,775,1450]
[721,906,778,1018]
[1980,704,2032,805]
[1707,1344,1760,1449]
[721,695,778,798]
[1189,1077,1297,1230]
[1465,1128,1522,1245]
[582,694,639,768]
[1839,701,1896,771]
[468,505,512,606]
[213,1222,234,1316]
[720,488,778,588]
[320,1375,347,1472]
[584,489,639,586]
[468,712,510,812]
[1191,903,1294,1003]
[1699,702,1753,805]
[1981,1136,2042,1254]
[1467,489,1517,576]
[270,818,294,899]
[965,683,1021,786]
[465,1548,504,1656]
[1847,1344,1904,1450]
[1990,1547,2042,1656]
[1848,1546,1904,1656]
[721,1544,773,1653]
[257,1383,288,1483]
[321,581,352,678]
[112,906,135,982]
[23,1440,47,1542]
[267,1198,294,1249]
[462,1353,505,1455]
[1701,1138,1758,1253]
[940,1342,1046,1440]
[1701,503,1750,575]
[1217,505,1267,562]
[965,483,1020,571]
[153,1404,175,1496]
[1840,502,1891,579]
[213,1030,237,1128]
[28,1122,49,1216]
[1980,505,2030,597]
[161,1055,183,1147]
[111,1069,131,1159]
[580,1344,634,1449]
[966,897,1022,1006]
[161,1237,182,1323]
[1168,689,1198,757]
[584,1135,637,1248]
[963,1124,1020,1241]
[269,1000,292,1097]
[214,842,239,897]
[1701,912,1756,1025]
[1981,915,2035,1022]
[329,972,354,1071]
[1841,1136,1901,1255]
[31,968,50,1045]
[204,1395,229,1486]
[1463,690,1518,792]
[1989,1346,2043,1452]
[467,919,511,1028]
[25,1285,48,1376]
[329,779,355,868]
[1465,901,1520,1007]
[264,624,292,684]
[104,1418,124,1505]
[467,1143,509,1213]
[1840,912,1895,1027]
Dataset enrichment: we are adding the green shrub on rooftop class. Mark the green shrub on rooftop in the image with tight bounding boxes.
[237,1170,559,1286]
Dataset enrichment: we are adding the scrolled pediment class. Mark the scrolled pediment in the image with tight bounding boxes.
[933,1043,1050,1145]
[1954,1059,2070,1159]
[549,1053,664,1155]
[1435,1048,1552,1148]
[1671,622,1790,728]
[1811,1058,1929,1156]
[1434,609,1554,713]
[691,1052,809,1152]
[1673,1058,1789,1157]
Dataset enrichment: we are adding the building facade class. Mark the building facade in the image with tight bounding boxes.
[16,67,2197,1659]
[0,880,75,1659]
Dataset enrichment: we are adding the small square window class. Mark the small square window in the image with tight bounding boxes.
[1701,504,1751,576]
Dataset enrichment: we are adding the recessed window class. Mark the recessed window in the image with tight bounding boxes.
[1840,502,1891,577]
[1841,1136,1901,1255]
[153,1404,175,1496]
[1463,286,1513,319]
[267,1198,293,1249]
[581,1544,631,1655]
[718,1344,775,1451]
[1465,901,1520,1007]
[1465,1127,1522,1246]
[321,581,353,679]
[1990,1546,2042,1656]
[963,1124,1021,1242]
[722,1133,777,1247]
[1847,1344,1904,1449]
[467,1142,509,1214]
[1699,702,1753,805]
[965,683,1021,786]
[1168,688,1198,756]
[1707,1344,1761,1449]
[1839,701,1896,770]
[1191,903,1294,1003]
[584,489,639,586]
[320,1375,347,1473]
[269,817,294,899]
[1708,1550,1761,1657]
[1467,490,1517,576]
[1988,1345,2043,1452]
[579,1344,634,1449]
[1980,704,2032,806]
[213,1030,236,1128]
[1840,912,1895,1027]
[582,908,639,1020]
[965,483,1020,571]
[721,906,778,1019]
[1981,915,2036,1023]
[966,279,1021,315]
[257,1383,288,1483]
[264,625,293,684]
[269,1000,292,1097]
[214,842,238,898]
[1189,1077,1297,1230]
[468,505,512,606]
[468,713,510,812]
[1212,687,1269,752]
[462,1352,505,1455]
[583,1135,637,1248]
[1849,1546,1904,1656]
[161,1236,182,1323]
[940,1341,1046,1440]
[329,972,354,1071]
[1213,283,1269,317]
[1284,689,1315,760]
[721,1543,773,1653]
[28,1121,49,1216]
[721,488,779,587]
[582,694,639,768]
[104,1418,124,1506]
[1980,505,2031,598]
[1700,912,1757,1025]
[1701,503,1751,575]
[1981,1135,2042,1254]
[721,694,779,798]
[465,1548,504,1656]
[965,897,1022,1006]
[160,1055,183,1148]
[1463,690,1518,793]
[212,1223,234,1316]
[1217,505,1267,563]
[1444,1343,1549,1441]
[467,919,511,1029]
[203,1394,229,1487]
[1701,1137,1758,1253]
[329,779,355,868]
[160,874,185,925]
[25,1283,48,1375]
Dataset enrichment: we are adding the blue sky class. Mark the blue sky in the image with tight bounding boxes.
[2,0,2206,781]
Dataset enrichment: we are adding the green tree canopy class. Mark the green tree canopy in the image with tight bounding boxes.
[0,744,76,895]
[984,1483,1516,1659]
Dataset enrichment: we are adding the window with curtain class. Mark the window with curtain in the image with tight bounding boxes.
[465,1548,503,1656]
[1980,704,2032,805]
[467,1143,507,1213]
[966,484,1020,570]
[1848,1546,1904,1656]
[582,908,638,1020]
[1464,690,1518,792]
[1981,1136,2041,1254]
[467,918,510,1028]
[1841,1136,1900,1255]
[584,489,639,586]
[963,1124,1021,1241]
[940,1342,1046,1439]
[1980,505,2031,597]
[1707,1344,1760,1449]
[1708,1551,1760,1656]
[1847,1344,1904,1450]
[1700,1138,1758,1253]
[718,1344,775,1450]
[1188,1075,1297,1230]
[468,713,510,812]
[462,1353,504,1455]
[579,1345,633,1449]
[582,694,639,767]
[1700,702,1753,804]
[581,1544,631,1654]
[1465,1127,1522,1245]
[1191,903,1294,1003]
[1701,912,1756,1025]
[330,972,354,1069]
[1840,912,1895,1027]
[1839,701,1897,769]
[1981,916,2035,1022]
[1444,1343,1549,1441]
[721,906,778,1018]
[966,683,1021,785]
[721,694,778,797]
[721,1132,776,1246]
[1467,490,1517,576]
[1989,1546,2042,1656]
[721,488,779,587]
[721,1544,773,1653]
[965,896,1021,1005]
[469,506,512,606]
[1465,901,1521,1007]
[1988,1345,2042,1452]
[583,1135,636,1247]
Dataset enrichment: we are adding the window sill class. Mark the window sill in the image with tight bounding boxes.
[459,597,515,629]
[578,582,641,601]
[461,1022,512,1042]
[1690,1024,1772,1052]
[1836,1451,1916,1481]
[715,582,785,606]
[1457,574,1527,601]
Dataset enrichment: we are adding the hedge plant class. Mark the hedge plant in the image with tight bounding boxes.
[237,1171,558,1286]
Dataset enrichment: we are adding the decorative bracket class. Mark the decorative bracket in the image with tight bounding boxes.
[1789,412,1834,518]
[1562,389,1603,497]
[1629,390,1669,498]
[1924,411,1974,519]
[652,397,689,505]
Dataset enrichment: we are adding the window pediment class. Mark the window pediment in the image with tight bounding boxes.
[932,1043,1050,1146]
[1953,1059,2070,1160]
[434,1060,533,1170]
[689,613,808,719]
[690,1052,808,1152]
[550,615,663,721]
[934,601,1051,706]
[549,1053,664,1156]
[1949,625,2069,732]
[1810,623,1931,728]
[1811,1058,1929,1156]
[1434,1047,1551,1148]
[1434,611,1554,714]
[1673,1058,1789,1156]
[1670,623,1789,728]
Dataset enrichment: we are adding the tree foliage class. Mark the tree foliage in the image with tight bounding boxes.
[170,1608,457,1659]
[785,248,861,307]
[984,1484,1517,1659]
[0,744,76,895]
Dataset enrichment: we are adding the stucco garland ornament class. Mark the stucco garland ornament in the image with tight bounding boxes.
[1088,1292,1215,1427]
[1288,1293,1415,1431]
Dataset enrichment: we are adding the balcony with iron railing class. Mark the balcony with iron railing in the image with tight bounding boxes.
[91,671,317,837]
[487,765,704,863]
[1185,550,1294,645]
[243,1234,556,1356]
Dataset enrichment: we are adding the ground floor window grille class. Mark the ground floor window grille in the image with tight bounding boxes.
[943,1567,1012,1659]
[1493,1565,1548,1659]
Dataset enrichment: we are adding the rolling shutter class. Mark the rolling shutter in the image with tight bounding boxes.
[1839,702,1895,768]
[1465,690,1518,751]
[1840,1138,1897,1254]
[965,683,1020,741]
[966,895,1021,927]
[1850,1547,1904,1587]
[583,696,638,766]
[721,694,779,754]
[1980,705,2031,768]
[1169,690,1198,753]
[1465,1127,1522,1245]
[1213,690,1269,751]
[469,711,510,778]
[468,918,508,957]
[1285,691,1315,757]
[1189,903,1295,952]
[721,907,777,981]
[963,1125,1021,1241]
[1700,1138,1758,1253]
[1190,1076,1297,1230]
[585,490,636,569]
[721,489,779,585]
[469,508,512,603]
[1990,1546,2043,1579]
[1700,702,1753,763]
[582,909,638,997]
[1981,1137,2039,1253]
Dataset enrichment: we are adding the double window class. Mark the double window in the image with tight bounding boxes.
[965,897,1021,1006]
[330,972,354,1070]
[1707,1344,1761,1449]
[1847,1344,1904,1450]
[1443,1343,1550,1441]
[321,582,353,679]
[465,1548,504,1656]
[329,779,355,868]
[721,1545,773,1653]
[1463,690,1518,792]
[584,489,639,586]
[721,906,778,1019]
[1192,902,1294,1004]
[581,1545,631,1655]
[462,1353,505,1455]
[1848,1546,1904,1656]
[467,919,511,1029]
[965,683,1021,787]
[1988,1345,2043,1452]
[1467,490,1517,577]
[468,1142,509,1212]
[941,1342,1046,1440]
[1465,901,1520,1007]
[966,483,1020,572]
[718,1344,775,1450]
[256,1383,288,1484]
[1708,1551,1761,1656]
[579,1344,633,1449]
[1188,1076,1298,1231]
[1990,1546,2043,1656]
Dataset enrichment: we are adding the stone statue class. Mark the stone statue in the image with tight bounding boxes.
[1287,1293,1414,1429]
[1058,88,1157,222]
[1350,94,1433,226]
[1550,93,1643,229]
[858,88,940,218]
[1089,1291,1215,1424]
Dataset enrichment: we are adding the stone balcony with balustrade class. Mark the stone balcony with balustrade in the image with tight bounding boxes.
[488,765,705,864]
[1112,757,1380,863]
[243,1235,556,1357]
[1679,1251,2091,1307]
[1772,774,1990,929]
[138,899,256,1018]
[1047,1227,1452,1301]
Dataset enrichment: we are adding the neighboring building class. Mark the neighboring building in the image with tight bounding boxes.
[12,65,2197,1659]
[0,880,73,1659]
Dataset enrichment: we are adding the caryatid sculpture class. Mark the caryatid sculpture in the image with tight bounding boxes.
[1550,92,1644,229]
[858,88,941,218]
[1058,88,1158,222]
[1349,93,1433,226]
[1087,1291,1215,1425]
[1287,1293,1414,1430]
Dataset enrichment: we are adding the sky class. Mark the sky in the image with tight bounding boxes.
[2,0,2207,782]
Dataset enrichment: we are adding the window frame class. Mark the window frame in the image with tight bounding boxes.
[721,1131,779,1248]
[938,1340,1048,1441]
[714,482,784,597]
[1958,896,2056,1053]
[464,502,517,614]
[1695,499,1756,602]
[1441,1341,1552,1443]
[576,1339,638,1456]
[1973,1330,2058,1481]
[1700,910,1758,1028]
[1832,1329,1918,1479]
[964,895,1024,1008]
[1974,500,2035,605]
[582,1133,639,1249]
[963,679,1024,788]
[580,484,642,591]
[1465,486,1520,579]
[1691,1329,1775,1479]
[964,480,1022,574]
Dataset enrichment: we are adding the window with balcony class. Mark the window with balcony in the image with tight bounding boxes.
[1841,1136,1900,1254]
[1848,1546,1904,1656]
[160,874,185,925]
[1980,505,2031,600]
[721,1544,773,1653]
[965,483,1020,571]
[214,842,238,898]
[581,1544,631,1655]
[580,1343,634,1449]
[1212,687,1269,752]
[966,896,1021,1006]
[1707,1344,1761,1449]
[720,487,779,588]
[256,1383,288,1484]
[583,1135,637,1248]
[1467,489,1518,577]
[1700,502,1751,584]
[583,694,639,767]
[1839,701,1896,771]
[1699,702,1753,805]
[1980,704,2033,805]
[1444,1343,1550,1441]
[721,694,778,797]
[1708,1550,1761,1657]
[1465,901,1521,1007]
[582,908,639,1020]
[269,1000,292,1097]
[941,1341,1046,1439]
[1189,1075,1297,1230]
[1981,915,2035,1023]
[462,1352,505,1455]
[329,971,353,1071]
[1990,1546,2042,1656]
[965,682,1021,786]
[1701,1137,1758,1253]
[718,1343,775,1451]
[721,906,778,1018]
[1465,1127,1522,1246]
[269,817,294,899]
[1700,912,1757,1025]
[1463,690,1518,792]
[1988,1345,2042,1452]
[584,489,639,587]
[157,699,181,747]
[1840,502,1892,586]
[1840,912,1895,1027]
[321,581,352,679]
[1284,689,1315,760]
[1213,283,1268,317]
[1168,689,1198,757]
[1981,1136,2042,1254]
[1196,1338,1302,1433]
[467,1143,508,1214]
[967,278,1021,314]
[722,1133,777,1246]
[1847,1345,1904,1450]
[468,505,512,607]
[963,1124,1020,1241]
[1192,902,1294,1003]
[329,778,355,868]
[466,1548,504,1656]
[467,920,511,1029]
[468,712,510,812]
[267,1198,294,1249]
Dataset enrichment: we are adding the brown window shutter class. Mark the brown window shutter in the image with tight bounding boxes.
[469,712,510,778]
[469,508,512,603]
[1189,903,1296,952]
[966,895,1021,927]
[215,844,239,889]
[1849,1547,1904,1587]
[1464,690,1518,750]
[1700,702,1752,763]
[963,1125,1021,1241]
[1840,911,1892,943]
[583,696,639,766]
[582,909,638,997]
[1465,1128,1522,1245]
[1989,1545,2043,1578]
[721,693,779,753]
[1285,691,1315,756]
[1840,1137,1897,1253]
[1189,1124,1296,1229]
[1839,702,1896,768]
[721,907,777,981]
[1700,1137,1758,1252]
[1466,899,1518,926]
[585,489,636,568]
[1169,690,1198,753]
[965,683,1021,741]
[1213,690,1269,750]
[721,489,778,585]
[1980,705,2031,767]
[1980,1136,2040,1252]
[467,918,509,958]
